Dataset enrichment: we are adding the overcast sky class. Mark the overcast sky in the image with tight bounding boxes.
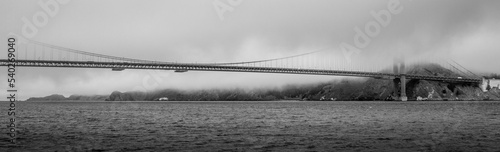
[1,0,499,99]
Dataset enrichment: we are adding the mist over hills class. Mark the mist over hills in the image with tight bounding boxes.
[27,64,500,101]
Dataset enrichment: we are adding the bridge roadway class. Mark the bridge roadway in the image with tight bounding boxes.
[0,59,481,83]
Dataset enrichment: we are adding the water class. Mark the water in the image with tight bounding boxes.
[1,101,500,151]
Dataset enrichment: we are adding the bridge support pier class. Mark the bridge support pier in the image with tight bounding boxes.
[400,75,407,101]
[393,56,407,101]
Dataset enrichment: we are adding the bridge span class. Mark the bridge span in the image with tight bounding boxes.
[0,59,481,84]
[0,40,484,101]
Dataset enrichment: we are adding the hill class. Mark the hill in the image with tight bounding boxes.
[305,63,499,101]
[26,94,108,101]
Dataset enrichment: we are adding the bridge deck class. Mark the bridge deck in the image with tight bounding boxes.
[0,60,481,83]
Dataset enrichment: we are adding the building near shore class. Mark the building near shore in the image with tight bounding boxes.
[482,78,500,92]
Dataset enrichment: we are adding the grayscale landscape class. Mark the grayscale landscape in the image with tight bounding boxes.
[1,0,500,151]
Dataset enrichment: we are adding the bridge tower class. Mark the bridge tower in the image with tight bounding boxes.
[393,56,407,101]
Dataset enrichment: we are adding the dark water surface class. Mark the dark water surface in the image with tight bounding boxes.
[1,101,500,151]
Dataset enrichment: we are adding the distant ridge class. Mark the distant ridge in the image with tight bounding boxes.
[26,94,108,101]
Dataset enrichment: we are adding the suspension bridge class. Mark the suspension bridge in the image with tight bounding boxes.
[1,40,483,101]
